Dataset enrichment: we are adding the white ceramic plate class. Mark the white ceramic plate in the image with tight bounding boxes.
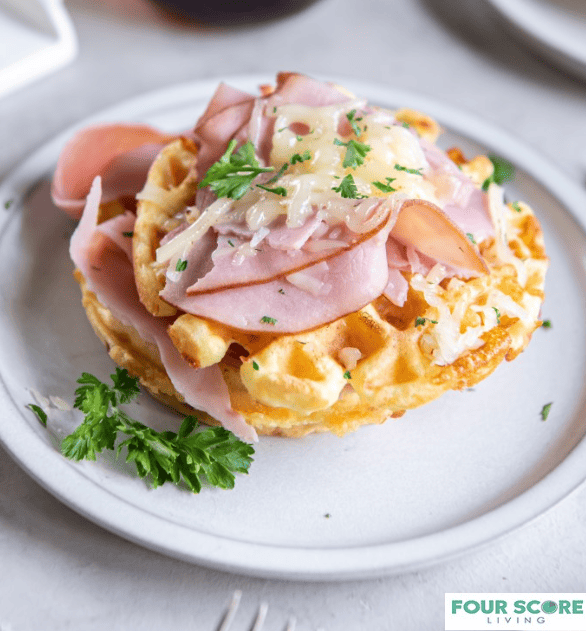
[1,76,586,581]
[488,0,586,79]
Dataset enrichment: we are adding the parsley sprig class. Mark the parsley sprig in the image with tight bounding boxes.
[334,138,371,169]
[346,109,363,137]
[394,163,423,176]
[482,154,515,191]
[372,177,397,194]
[61,369,254,492]
[199,140,274,200]
[332,174,366,199]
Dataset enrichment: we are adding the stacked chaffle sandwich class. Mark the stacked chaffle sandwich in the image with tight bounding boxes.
[52,72,548,443]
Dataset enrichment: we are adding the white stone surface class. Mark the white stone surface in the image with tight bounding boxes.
[1,0,586,628]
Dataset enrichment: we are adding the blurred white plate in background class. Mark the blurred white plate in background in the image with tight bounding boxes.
[488,0,586,79]
[0,0,77,98]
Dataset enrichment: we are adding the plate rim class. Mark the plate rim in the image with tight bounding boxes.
[2,74,586,580]
[487,0,586,77]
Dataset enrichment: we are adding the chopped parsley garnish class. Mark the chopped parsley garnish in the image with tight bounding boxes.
[343,371,351,380]
[252,361,259,371]
[260,316,277,325]
[346,109,363,136]
[60,369,254,492]
[175,259,188,272]
[415,317,438,327]
[27,403,47,426]
[511,201,523,213]
[227,240,235,247]
[4,199,14,210]
[401,121,410,129]
[482,154,515,191]
[372,177,397,194]
[541,319,552,328]
[466,233,477,244]
[541,402,553,421]
[493,307,501,324]
[265,161,288,184]
[278,288,285,294]
[334,138,372,169]
[332,174,365,199]
[290,150,311,164]
[122,231,134,238]
[394,163,423,176]
[257,184,287,197]
[296,135,304,142]
[198,139,274,200]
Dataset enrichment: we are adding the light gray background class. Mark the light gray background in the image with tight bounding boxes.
[1,0,585,629]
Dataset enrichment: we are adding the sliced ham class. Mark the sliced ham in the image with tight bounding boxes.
[52,123,176,219]
[161,222,392,333]
[184,214,388,295]
[390,199,488,277]
[194,99,256,177]
[421,139,494,242]
[383,268,409,307]
[70,177,257,443]
[95,210,135,260]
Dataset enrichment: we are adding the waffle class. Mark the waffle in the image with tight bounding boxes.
[76,128,547,438]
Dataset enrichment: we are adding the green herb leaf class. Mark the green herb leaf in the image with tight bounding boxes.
[257,184,288,197]
[332,174,365,199]
[252,361,259,371]
[511,201,523,213]
[228,240,235,247]
[343,370,351,380]
[541,319,552,329]
[4,199,14,210]
[415,317,438,327]
[260,316,277,325]
[290,150,311,164]
[394,163,423,176]
[346,109,363,137]
[541,402,552,421]
[482,154,515,191]
[122,231,133,238]
[466,233,477,244]
[27,403,47,426]
[61,369,254,491]
[401,122,410,129]
[372,177,397,194]
[493,307,501,324]
[175,258,188,272]
[198,139,274,200]
[278,288,285,294]
[265,161,288,184]
[334,138,372,169]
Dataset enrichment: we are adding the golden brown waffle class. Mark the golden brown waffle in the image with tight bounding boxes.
[77,121,548,438]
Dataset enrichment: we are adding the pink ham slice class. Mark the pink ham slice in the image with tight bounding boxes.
[266,72,353,108]
[52,124,176,219]
[95,210,135,260]
[390,199,488,277]
[421,140,494,242]
[70,177,257,443]
[160,224,391,333]
[185,214,387,295]
[194,99,256,177]
[383,268,409,307]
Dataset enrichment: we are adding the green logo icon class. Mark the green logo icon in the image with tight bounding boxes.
[542,601,558,614]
